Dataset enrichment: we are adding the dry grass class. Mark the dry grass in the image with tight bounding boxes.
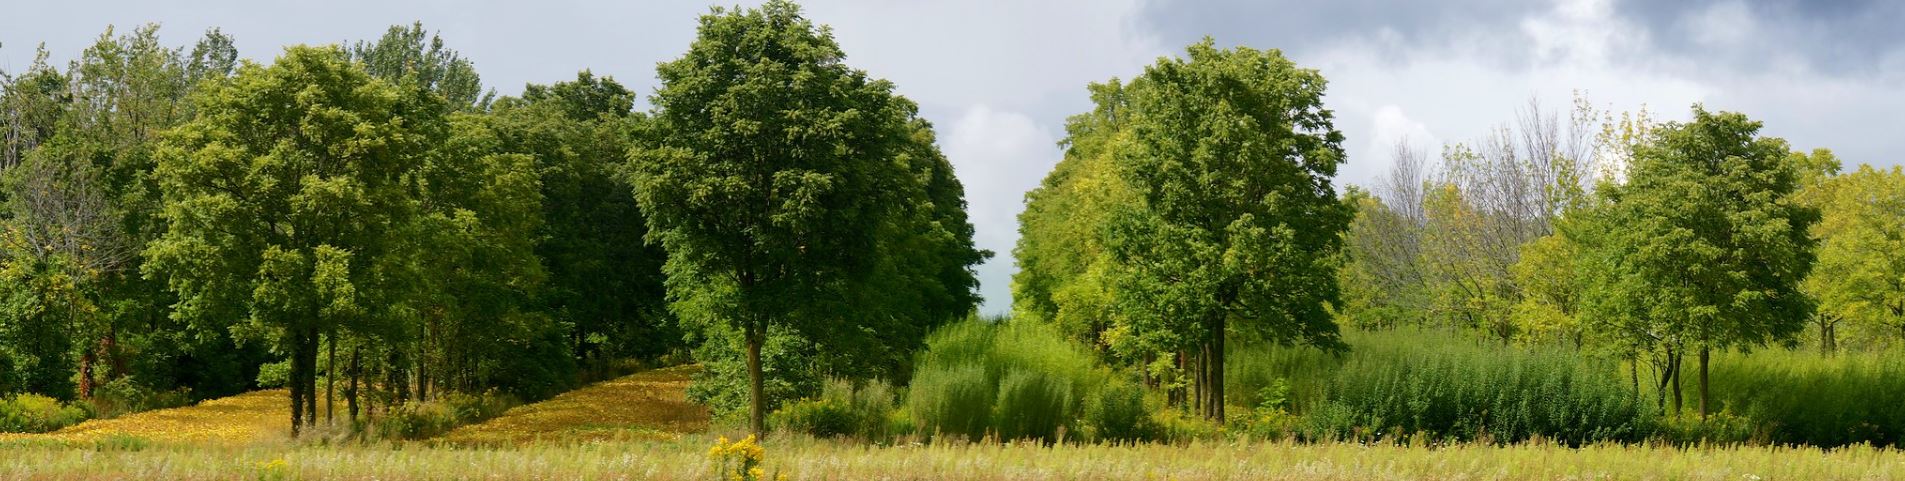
[1,435,1900,480]
[1,364,1898,480]
[438,364,709,445]
[0,389,317,446]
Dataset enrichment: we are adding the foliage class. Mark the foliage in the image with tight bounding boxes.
[905,318,1105,443]
[1572,106,1818,417]
[631,0,981,435]
[1799,163,1905,351]
[373,392,517,441]
[1307,332,1653,445]
[770,378,904,441]
[0,393,89,433]
[687,326,819,422]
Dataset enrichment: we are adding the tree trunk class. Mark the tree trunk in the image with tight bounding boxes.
[1192,344,1205,418]
[303,329,319,429]
[1669,348,1682,417]
[326,329,337,424]
[1697,346,1710,420]
[1210,317,1226,423]
[79,350,96,399]
[745,323,766,437]
[290,333,307,437]
[347,344,360,425]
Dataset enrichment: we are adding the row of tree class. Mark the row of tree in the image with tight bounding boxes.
[0,0,987,436]
[1336,98,1901,417]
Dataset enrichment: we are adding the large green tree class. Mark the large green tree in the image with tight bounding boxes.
[1574,106,1817,418]
[1102,40,1352,422]
[146,46,439,435]
[629,1,976,435]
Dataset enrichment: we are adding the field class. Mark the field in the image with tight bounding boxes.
[3,432,1903,480]
[4,364,1903,480]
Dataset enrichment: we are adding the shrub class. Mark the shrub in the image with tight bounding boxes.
[86,377,193,419]
[905,318,1105,443]
[1084,378,1154,442]
[0,393,89,433]
[687,325,820,421]
[771,378,906,441]
[1293,329,1653,445]
[373,391,516,440]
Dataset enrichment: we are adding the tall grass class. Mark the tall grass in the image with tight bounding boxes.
[1234,329,1651,445]
[1706,348,1905,447]
[905,318,1144,443]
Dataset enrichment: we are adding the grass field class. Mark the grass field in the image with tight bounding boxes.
[2,435,1902,480]
[3,364,1901,480]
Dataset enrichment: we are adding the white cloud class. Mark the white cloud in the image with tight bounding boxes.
[940,105,1060,315]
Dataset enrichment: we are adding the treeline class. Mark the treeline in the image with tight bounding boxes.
[0,0,986,437]
[1013,36,1903,435]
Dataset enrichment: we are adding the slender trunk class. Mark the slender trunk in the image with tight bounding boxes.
[1669,348,1682,417]
[79,350,96,399]
[1697,346,1710,420]
[745,322,766,437]
[303,329,319,429]
[346,344,360,425]
[290,334,306,437]
[1628,354,1639,398]
[326,329,336,424]
[1192,344,1205,418]
[1211,317,1226,423]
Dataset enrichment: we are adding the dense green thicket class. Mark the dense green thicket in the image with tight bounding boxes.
[904,318,1148,443]
[1229,329,1905,447]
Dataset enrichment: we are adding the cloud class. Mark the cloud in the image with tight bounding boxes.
[940,105,1060,314]
[5,0,1902,317]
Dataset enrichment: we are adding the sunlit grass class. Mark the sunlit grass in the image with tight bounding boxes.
[0,389,308,446]
[1,434,1899,480]
[438,364,710,445]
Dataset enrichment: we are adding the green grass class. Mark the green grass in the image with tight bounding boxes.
[1229,328,1905,447]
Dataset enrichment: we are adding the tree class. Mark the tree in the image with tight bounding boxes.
[1102,40,1352,422]
[146,46,439,435]
[1574,106,1816,418]
[629,0,959,435]
[1013,79,1136,351]
[501,72,677,364]
[1801,163,1905,351]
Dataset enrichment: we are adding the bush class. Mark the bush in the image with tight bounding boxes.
[772,378,906,441]
[687,325,820,421]
[905,318,1107,443]
[0,393,89,433]
[372,391,516,440]
[86,377,193,419]
[1084,379,1154,442]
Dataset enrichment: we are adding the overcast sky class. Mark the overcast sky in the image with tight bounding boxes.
[6,0,1901,315]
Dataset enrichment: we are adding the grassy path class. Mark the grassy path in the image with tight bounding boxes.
[438,364,709,445]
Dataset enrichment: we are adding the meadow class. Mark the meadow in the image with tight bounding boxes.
[4,433,1903,480]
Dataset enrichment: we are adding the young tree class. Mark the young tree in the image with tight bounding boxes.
[1104,40,1352,422]
[629,1,951,435]
[146,46,439,435]
[1575,106,1817,418]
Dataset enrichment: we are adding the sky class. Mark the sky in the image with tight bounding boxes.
[5,0,1901,315]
